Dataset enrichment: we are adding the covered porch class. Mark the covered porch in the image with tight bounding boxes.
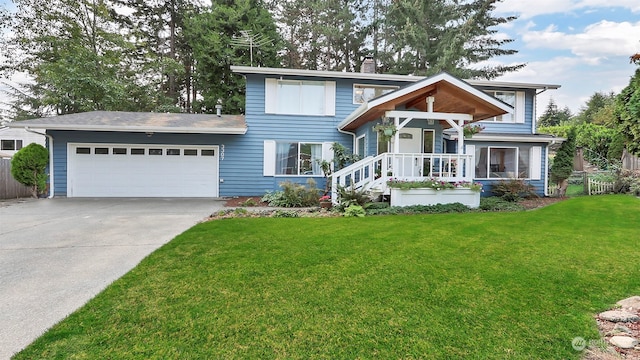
[332,72,513,206]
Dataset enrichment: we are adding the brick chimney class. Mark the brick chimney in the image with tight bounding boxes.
[360,56,375,74]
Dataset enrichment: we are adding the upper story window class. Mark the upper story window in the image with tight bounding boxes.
[483,90,525,123]
[265,78,336,116]
[353,84,398,104]
[1,139,23,151]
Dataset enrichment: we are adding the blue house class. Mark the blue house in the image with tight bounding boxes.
[8,64,562,204]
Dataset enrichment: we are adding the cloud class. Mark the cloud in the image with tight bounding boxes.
[522,20,640,64]
[495,0,640,19]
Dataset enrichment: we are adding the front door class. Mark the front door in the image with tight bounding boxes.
[397,128,423,177]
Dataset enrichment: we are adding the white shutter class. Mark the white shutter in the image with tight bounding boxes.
[265,78,277,114]
[324,81,336,116]
[465,144,475,155]
[263,140,276,176]
[529,146,542,180]
[322,142,333,161]
[515,91,525,123]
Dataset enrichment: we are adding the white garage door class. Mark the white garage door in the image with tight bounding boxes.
[68,143,219,197]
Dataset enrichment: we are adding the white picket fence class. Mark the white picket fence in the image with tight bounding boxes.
[587,179,615,195]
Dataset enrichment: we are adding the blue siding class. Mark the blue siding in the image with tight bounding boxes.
[464,140,548,196]
[48,72,549,198]
[475,88,536,135]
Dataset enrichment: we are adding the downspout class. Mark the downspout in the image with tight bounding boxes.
[25,127,54,198]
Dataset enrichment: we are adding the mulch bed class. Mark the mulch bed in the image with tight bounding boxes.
[519,196,567,210]
[224,196,568,210]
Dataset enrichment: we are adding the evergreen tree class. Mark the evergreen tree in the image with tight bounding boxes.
[11,143,49,197]
[184,0,281,114]
[574,91,616,124]
[384,0,524,79]
[551,127,576,196]
[615,68,640,156]
[538,98,572,127]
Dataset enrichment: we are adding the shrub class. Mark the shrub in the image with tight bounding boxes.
[479,197,526,212]
[491,179,537,201]
[11,143,49,197]
[272,210,299,218]
[240,198,258,207]
[365,202,472,216]
[613,169,640,195]
[261,179,321,207]
[550,127,576,190]
[336,185,371,210]
[364,202,390,210]
[343,205,365,217]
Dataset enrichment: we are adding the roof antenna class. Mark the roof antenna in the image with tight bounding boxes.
[231,30,272,67]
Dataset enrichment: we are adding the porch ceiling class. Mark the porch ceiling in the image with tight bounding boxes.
[339,72,511,131]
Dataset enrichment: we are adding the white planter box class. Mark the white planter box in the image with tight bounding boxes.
[390,188,480,208]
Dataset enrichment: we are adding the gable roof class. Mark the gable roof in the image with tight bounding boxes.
[6,111,247,134]
[231,66,561,90]
[339,72,514,131]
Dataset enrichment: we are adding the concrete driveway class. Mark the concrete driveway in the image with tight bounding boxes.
[0,198,224,359]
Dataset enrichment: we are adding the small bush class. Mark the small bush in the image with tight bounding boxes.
[479,197,525,212]
[272,210,299,218]
[240,198,258,207]
[11,143,49,197]
[365,202,472,216]
[343,205,365,217]
[364,202,390,210]
[261,179,321,207]
[336,185,371,210]
[491,179,537,201]
[613,169,640,195]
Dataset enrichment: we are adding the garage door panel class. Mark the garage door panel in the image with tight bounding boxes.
[68,144,219,197]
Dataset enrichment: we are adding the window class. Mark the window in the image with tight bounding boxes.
[483,90,525,123]
[131,148,145,155]
[184,149,198,156]
[356,135,366,157]
[149,149,163,155]
[201,149,215,156]
[275,142,323,175]
[113,148,127,155]
[474,146,534,179]
[166,149,180,156]
[265,79,335,116]
[1,139,23,150]
[94,147,109,154]
[353,84,398,104]
[76,147,91,154]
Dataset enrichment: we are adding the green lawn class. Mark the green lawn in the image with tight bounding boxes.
[16,195,640,359]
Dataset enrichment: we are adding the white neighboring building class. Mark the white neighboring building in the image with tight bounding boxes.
[0,126,46,158]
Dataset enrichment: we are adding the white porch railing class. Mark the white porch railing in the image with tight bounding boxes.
[330,152,475,203]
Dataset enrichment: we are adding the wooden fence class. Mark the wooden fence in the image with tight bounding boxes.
[622,149,640,171]
[0,158,32,199]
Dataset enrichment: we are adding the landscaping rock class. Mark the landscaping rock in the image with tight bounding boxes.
[614,324,633,335]
[617,296,640,311]
[599,310,640,323]
[609,336,639,349]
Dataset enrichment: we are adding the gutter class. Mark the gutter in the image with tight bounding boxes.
[25,127,54,198]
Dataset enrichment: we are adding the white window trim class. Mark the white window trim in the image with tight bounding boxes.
[477,146,519,180]
[352,83,399,104]
[265,78,335,116]
[482,90,525,123]
[355,134,366,156]
[263,140,332,177]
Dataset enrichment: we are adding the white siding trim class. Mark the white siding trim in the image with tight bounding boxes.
[265,78,277,114]
[263,140,276,176]
[515,91,525,123]
[324,81,336,116]
[530,146,542,180]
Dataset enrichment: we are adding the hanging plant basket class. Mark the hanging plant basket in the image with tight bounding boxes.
[373,123,397,142]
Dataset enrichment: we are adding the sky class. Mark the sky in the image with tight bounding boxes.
[1,0,639,120]
[488,0,640,117]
